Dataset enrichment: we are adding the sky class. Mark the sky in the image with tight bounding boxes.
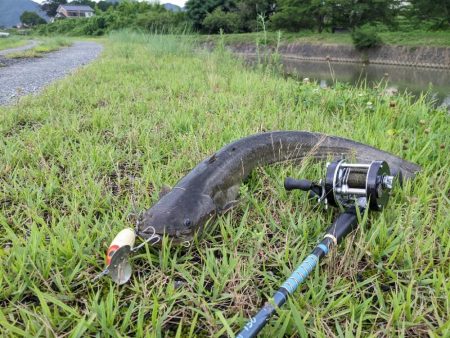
[33,0,187,7]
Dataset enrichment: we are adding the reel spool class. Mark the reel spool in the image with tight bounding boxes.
[285,159,395,211]
[325,160,393,211]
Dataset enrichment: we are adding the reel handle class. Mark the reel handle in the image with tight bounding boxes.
[284,177,323,198]
[284,177,313,191]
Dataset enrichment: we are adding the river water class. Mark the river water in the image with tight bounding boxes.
[280,58,450,110]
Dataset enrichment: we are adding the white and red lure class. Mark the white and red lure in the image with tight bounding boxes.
[106,228,136,266]
[94,227,160,285]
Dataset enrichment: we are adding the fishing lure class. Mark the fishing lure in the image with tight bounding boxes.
[94,226,160,284]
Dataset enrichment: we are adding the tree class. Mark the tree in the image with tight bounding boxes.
[270,0,316,32]
[309,0,331,33]
[236,0,277,32]
[20,11,46,26]
[185,0,237,31]
[41,0,67,17]
[69,0,95,6]
[329,0,400,30]
[408,0,450,29]
[202,8,241,33]
[271,0,400,32]
[96,1,116,12]
[185,0,217,30]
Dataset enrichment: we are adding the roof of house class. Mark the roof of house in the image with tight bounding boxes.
[58,5,94,12]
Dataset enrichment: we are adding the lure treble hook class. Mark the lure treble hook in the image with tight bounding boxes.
[94,226,160,285]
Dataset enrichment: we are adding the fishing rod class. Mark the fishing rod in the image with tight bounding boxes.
[236,158,395,338]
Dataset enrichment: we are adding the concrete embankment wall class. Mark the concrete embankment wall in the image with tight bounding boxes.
[227,43,450,69]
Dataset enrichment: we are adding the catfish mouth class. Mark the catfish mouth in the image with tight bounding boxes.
[138,188,217,245]
[136,223,190,246]
[138,212,195,244]
[168,232,195,245]
[138,206,217,245]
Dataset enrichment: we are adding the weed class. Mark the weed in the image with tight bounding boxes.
[0,36,28,52]
[6,37,72,59]
[0,32,448,337]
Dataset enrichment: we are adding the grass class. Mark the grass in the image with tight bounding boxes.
[0,36,29,52]
[199,30,450,47]
[0,31,449,337]
[5,37,72,59]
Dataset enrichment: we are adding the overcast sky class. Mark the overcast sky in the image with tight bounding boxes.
[33,0,187,7]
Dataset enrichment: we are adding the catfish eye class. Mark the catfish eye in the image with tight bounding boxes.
[183,218,192,228]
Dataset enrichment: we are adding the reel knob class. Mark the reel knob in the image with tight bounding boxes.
[284,177,323,198]
[284,178,313,191]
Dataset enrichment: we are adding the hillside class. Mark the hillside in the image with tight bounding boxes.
[163,3,182,12]
[0,0,48,28]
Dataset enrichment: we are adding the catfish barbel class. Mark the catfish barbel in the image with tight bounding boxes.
[138,131,420,243]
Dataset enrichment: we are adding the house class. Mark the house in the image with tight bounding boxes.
[55,5,94,19]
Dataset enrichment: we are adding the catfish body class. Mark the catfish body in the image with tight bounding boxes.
[139,131,420,243]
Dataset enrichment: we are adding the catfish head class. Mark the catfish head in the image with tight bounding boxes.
[139,187,217,244]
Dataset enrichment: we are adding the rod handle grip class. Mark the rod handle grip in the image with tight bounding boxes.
[325,209,360,244]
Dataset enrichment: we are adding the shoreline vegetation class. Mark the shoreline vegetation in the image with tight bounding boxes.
[6,29,450,48]
[0,37,29,52]
[17,0,449,51]
[0,31,448,336]
[198,30,450,48]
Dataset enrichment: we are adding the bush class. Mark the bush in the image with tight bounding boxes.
[34,3,189,36]
[351,25,383,49]
[202,8,241,34]
[36,19,81,35]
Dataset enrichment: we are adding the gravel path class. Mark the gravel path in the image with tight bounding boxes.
[0,40,39,56]
[0,41,103,106]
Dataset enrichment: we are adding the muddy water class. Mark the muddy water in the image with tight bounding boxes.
[281,58,450,110]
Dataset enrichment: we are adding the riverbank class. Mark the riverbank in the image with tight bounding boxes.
[200,31,450,48]
[200,31,450,69]
[227,42,450,69]
[0,32,448,337]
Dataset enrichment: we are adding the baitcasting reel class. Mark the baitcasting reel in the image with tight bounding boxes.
[285,159,395,211]
[237,159,397,338]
